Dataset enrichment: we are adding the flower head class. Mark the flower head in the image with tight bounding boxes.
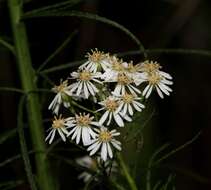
[48,80,72,115]
[45,115,73,144]
[67,113,100,145]
[115,92,145,116]
[87,127,121,161]
[138,60,173,98]
[70,69,102,99]
[79,49,110,72]
[98,96,131,127]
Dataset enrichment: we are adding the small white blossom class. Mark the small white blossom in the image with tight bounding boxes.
[101,56,125,81]
[48,80,72,115]
[87,127,121,161]
[67,113,99,145]
[79,49,110,72]
[114,92,145,116]
[98,96,131,127]
[76,156,118,182]
[138,60,173,98]
[70,69,102,99]
[45,115,73,144]
[112,72,141,96]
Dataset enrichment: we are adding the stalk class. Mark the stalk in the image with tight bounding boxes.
[8,0,55,190]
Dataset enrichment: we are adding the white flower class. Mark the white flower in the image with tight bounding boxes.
[70,69,102,99]
[87,127,121,161]
[48,80,72,115]
[112,72,141,96]
[114,92,145,116]
[79,49,110,72]
[76,156,98,182]
[45,115,73,144]
[76,155,118,182]
[98,96,131,127]
[67,113,99,145]
[101,56,125,81]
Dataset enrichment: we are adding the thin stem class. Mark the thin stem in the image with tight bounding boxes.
[8,1,55,190]
[117,153,138,190]
[0,37,15,54]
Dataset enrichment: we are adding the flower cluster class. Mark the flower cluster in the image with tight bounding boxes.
[46,49,173,162]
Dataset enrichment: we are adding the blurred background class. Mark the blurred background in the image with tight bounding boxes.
[0,0,211,189]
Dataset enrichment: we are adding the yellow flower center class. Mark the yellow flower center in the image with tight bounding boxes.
[105,99,119,111]
[117,73,133,85]
[76,114,93,127]
[87,49,107,62]
[52,116,65,129]
[79,70,92,81]
[53,80,68,93]
[122,93,134,103]
[99,131,112,142]
[148,72,162,85]
[139,61,161,73]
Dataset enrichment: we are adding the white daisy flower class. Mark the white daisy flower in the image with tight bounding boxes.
[48,80,72,115]
[141,69,173,99]
[76,156,98,182]
[79,49,110,72]
[45,115,73,144]
[114,92,145,116]
[98,96,131,127]
[101,56,125,81]
[87,127,121,161]
[67,113,99,145]
[76,155,118,182]
[113,72,141,95]
[70,69,102,99]
[137,60,162,73]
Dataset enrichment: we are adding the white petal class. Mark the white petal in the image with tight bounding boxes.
[83,82,89,99]
[99,111,109,125]
[89,142,101,156]
[76,127,82,144]
[146,85,153,98]
[155,86,164,98]
[107,142,113,158]
[101,143,107,161]
[58,128,66,142]
[111,140,121,151]
[49,129,56,144]
[113,113,124,127]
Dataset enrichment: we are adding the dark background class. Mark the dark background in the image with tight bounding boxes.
[0,0,211,189]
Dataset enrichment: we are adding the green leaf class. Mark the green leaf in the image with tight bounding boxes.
[0,128,17,144]
[153,131,201,166]
[24,0,82,16]
[0,180,24,190]
[125,105,156,142]
[23,10,147,57]
[0,37,15,54]
[37,30,78,72]
[118,48,211,58]
[0,87,24,94]
[17,96,38,190]
[40,60,84,74]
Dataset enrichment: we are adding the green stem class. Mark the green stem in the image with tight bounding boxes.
[117,154,138,190]
[8,1,55,190]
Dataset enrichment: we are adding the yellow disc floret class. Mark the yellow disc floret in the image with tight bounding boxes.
[99,131,112,142]
[79,70,92,81]
[87,49,108,62]
[76,113,93,127]
[52,115,65,129]
[105,99,119,112]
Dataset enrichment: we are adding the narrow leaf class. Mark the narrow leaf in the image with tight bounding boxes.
[23,10,147,57]
[0,37,15,54]
[37,30,78,72]
[0,128,17,144]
